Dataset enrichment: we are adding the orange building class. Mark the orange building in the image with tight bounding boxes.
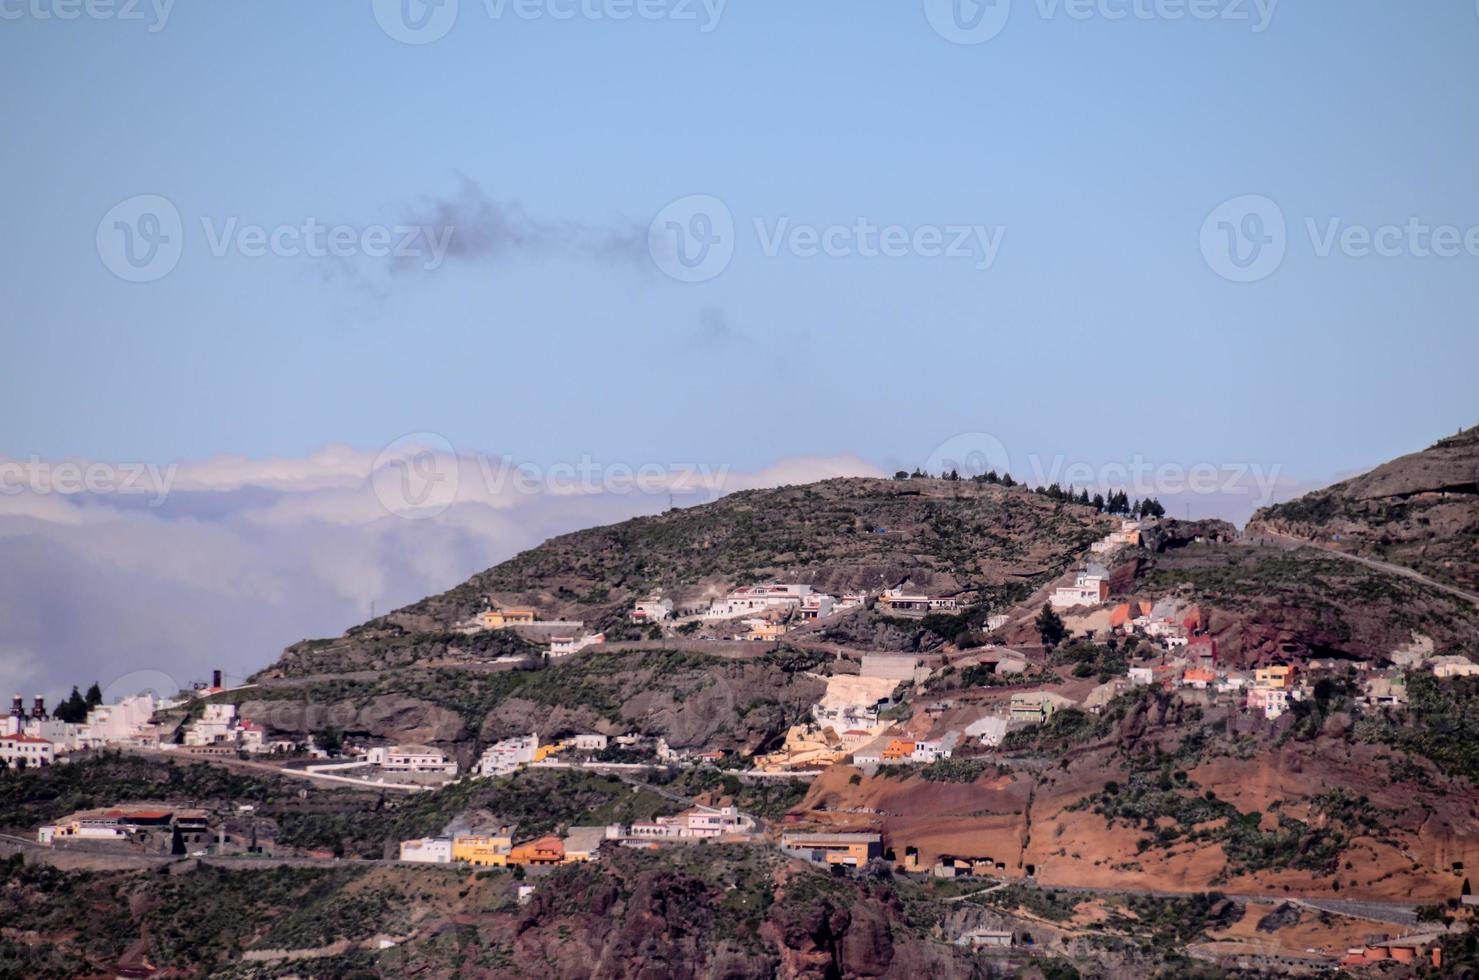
[508,835,565,866]
[880,738,916,762]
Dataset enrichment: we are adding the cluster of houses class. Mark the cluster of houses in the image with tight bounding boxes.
[399,804,760,869]
[455,600,604,660]
[1048,520,1148,611]
[36,803,216,853]
[475,730,719,778]
[399,826,598,867]
[1,690,174,768]
[632,582,966,641]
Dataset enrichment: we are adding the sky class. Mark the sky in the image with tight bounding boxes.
[1,0,1476,699]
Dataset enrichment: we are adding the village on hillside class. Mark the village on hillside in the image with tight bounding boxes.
[6,512,1475,973]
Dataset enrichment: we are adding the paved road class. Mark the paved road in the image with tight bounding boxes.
[1004,876,1419,927]
[1246,530,1479,608]
[120,748,428,793]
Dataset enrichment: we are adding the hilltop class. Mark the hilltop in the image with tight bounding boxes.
[268,477,1111,677]
[1249,425,1479,592]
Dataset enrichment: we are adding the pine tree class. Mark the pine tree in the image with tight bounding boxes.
[1035,603,1067,648]
[54,686,89,723]
[85,682,103,707]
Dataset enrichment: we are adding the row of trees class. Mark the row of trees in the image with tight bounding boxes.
[892,468,1167,517]
[50,682,103,723]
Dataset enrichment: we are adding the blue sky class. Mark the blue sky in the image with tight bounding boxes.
[3,0,1477,479]
[1,0,1477,697]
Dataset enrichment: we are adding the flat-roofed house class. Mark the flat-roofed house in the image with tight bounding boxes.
[400,837,453,863]
[780,832,883,867]
[367,744,459,775]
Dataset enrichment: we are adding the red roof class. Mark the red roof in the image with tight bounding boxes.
[2,734,52,744]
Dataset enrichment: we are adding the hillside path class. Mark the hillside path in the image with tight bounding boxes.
[1244,530,1479,608]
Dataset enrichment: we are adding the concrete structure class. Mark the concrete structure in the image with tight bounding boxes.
[562,826,608,862]
[399,837,453,863]
[571,733,609,752]
[859,654,929,684]
[780,832,883,867]
[479,734,539,776]
[1431,655,1479,679]
[964,715,1009,747]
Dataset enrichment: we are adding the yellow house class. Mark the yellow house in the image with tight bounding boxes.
[748,622,788,642]
[452,831,513,866]
[480,607,537,629]
[534,742,565,762]
[1255,665,1295,690]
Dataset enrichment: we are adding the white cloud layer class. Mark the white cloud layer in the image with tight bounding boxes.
[0,448,882,702]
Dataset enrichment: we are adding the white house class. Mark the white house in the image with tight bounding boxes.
[76,693,159,749]
[0,734,55,767]
[912,731,960,762]
[630,595,673,624]
[184,703,238,746]
[367,744,458,775]
[572,733,608,752]
[706,584,812,619]
[799,593,837,620]
[1127,667,1154,687]
[238,719,267,753]
[399,837,453,863]
[479,734,538,776]
[550,632,606,658]
[1050,564,1110,610]
[626,805,756,840]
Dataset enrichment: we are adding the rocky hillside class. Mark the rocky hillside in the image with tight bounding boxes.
[235,650,829,761]
[1249,425,1479,591]
[265,477,1108,677]
[1128,541,1479,666]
